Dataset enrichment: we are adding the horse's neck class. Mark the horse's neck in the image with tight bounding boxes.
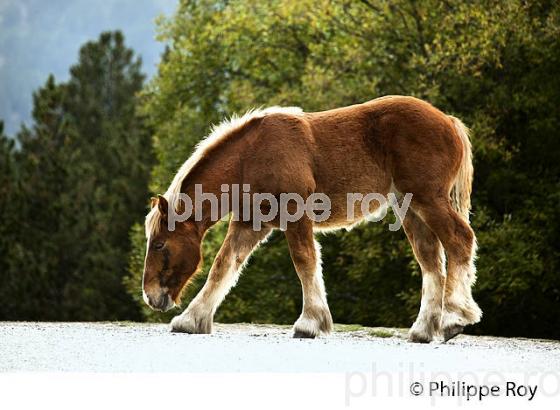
[182,150,240,233]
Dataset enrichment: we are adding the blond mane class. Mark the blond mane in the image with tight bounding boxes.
[145,106,303,238]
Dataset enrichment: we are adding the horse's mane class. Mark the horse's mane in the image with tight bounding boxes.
[145,106,303,238]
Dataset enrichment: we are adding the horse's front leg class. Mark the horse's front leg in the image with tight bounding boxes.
[285,218,333,338]
[171,221,271,333]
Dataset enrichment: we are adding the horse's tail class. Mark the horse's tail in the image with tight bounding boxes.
[449,115,473,222]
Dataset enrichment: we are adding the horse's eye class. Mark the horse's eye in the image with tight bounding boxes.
[153,242,165,250]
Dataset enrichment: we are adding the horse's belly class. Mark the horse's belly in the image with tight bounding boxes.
[311,185,390,231]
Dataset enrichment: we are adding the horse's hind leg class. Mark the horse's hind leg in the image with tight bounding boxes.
[402,210,446,343]
[415,198,482,341]
[285,218,333,338]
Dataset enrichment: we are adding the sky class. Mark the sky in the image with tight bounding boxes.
[0,0,178,136]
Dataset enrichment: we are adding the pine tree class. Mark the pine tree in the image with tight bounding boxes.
[0,32,153,320]
[58,31,153,319]
[0,121,23,318]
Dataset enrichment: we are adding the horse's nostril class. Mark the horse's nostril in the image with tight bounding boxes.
[155,294,169,311]
[161,294,172,310]
[159,294,175,312]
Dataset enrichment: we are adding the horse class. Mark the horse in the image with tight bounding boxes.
[142,95,482,343]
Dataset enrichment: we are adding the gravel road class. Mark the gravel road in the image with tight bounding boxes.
[1,322,559,373]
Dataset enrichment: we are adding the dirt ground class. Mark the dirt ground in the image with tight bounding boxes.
[1,322,559,372]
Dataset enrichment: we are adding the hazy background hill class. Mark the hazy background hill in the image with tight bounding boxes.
[0,0,176,136]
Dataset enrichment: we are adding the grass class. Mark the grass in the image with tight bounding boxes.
[334,324,364,332]
[334,323,403,339]
[368,328,394,338]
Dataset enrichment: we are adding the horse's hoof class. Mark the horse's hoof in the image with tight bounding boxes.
[170,313,212,334]
[408,332,432,344]
[408,323,434,343]
[170,316,194,333]
[293,330,316,339]
[443,325,464,342]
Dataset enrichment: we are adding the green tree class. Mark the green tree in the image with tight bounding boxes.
[5,77,76,318]
[127,0,560,338]
[0,121,26,317]
[0,31,153,321]
[58,31,154,319]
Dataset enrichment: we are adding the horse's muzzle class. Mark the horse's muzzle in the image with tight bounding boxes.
[143,289,175,312]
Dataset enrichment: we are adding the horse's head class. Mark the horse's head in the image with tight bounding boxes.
[142,195,203,312]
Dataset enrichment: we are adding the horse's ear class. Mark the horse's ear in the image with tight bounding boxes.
[157,194,168,215]
[150,197,158,209]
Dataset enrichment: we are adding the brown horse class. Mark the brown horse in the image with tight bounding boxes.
[142,96,482,343]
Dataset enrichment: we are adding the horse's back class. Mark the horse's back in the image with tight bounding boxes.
[306,95,463,194]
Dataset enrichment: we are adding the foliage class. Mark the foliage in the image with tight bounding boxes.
[0,32,153,320]
[124,0,560,339]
